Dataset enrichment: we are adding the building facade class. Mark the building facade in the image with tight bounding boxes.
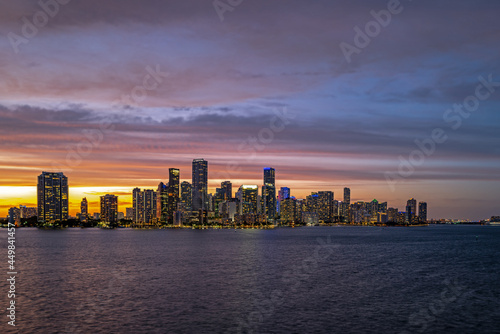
[192,159,208,211]
[37,172,69,222]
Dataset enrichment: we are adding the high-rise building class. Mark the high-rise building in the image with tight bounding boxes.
[80,198,88,222]
[418,202,427,223]
[181,181,192,211]
[221,181,232,201]
[264,167,275,185]
[407,198,417,224]
[133,187,143,223]
[344,187,351,204]
[317,191,334,222]
[19,205,37,219]
[126,207,134,220]
[192,159,208,211]
[100,194,118,224]
[8,207,20,225]
[262,167,276,219]
[343,187,351,222]
[277,187,290,214]
[37,172,69,222]
[167,168,180,224]
[387,208,398,222]
[156,182,168,222]
[133,188,157,224]
[281,197,297,223]
[240,185,258,214]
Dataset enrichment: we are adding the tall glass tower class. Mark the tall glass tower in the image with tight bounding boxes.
[262,167,276,219]
[192,159,208,211]
[37,171,68,222]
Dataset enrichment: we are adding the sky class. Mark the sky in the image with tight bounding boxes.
[0,0,499,220]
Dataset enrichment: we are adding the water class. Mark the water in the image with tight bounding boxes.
[1,225,499,333]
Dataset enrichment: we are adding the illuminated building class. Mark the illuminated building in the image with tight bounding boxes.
[343,187,351,221]
[277,187,290,214]
[281,197,297,223]
[387,208,398,222]
[100,194,118,224]
[126,207,134,219]
[133,188,157,224]
[192,159,208,211]
[221,181,232,200]
[37,171,68,222]
[8,207,20,225]
[406,198,417,224]
[317,191,334,222]
[262,167,276,219]
[418,202,427,222]
[344,187,350,204]
[80,198,88,222]
[167,168,180,224]
[240,185,258,214]
[156,182,168,222]
[19,205,37,219]
[181,181,192,211]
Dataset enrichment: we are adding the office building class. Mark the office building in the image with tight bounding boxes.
[221,181,232,200]
[418,202,427,223]
[167,168,180,224]
[37,171,69,222]
[317,191,334,222]
[156,182,168,222]
[240,185,258,214]
[80,198,88,221]
[8,207,20,225]
[407,198,417,224]
[181,181,192,211]
[133,188,157,224]
[262,168,276,219]
[281,197,297,223]
[277,187,290,214]
[192,159,208,211]
[100,194,118,224]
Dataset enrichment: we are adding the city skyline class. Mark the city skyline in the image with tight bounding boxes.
[3,164,463,222]
[1,1,499,220]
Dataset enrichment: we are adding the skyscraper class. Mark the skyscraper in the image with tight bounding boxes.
[100,194,118,224]
[262,167,276,219]
[277,187,290,214]
[281,197,297,223]
[167,168,180,224]
[406,198,417,224]
[181,181,192,211]
[264,167,275,186]
[156,182,168,222]
[418,202,427,223]
[343,187,351,222]
[143,189,157,224]
[221,181,232,200]
[240,185,258,214]
[317,191,334,222]
[192,159,208,211]
[37,171,69,222]
[344,187,350,204]
[80,197,88,222]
